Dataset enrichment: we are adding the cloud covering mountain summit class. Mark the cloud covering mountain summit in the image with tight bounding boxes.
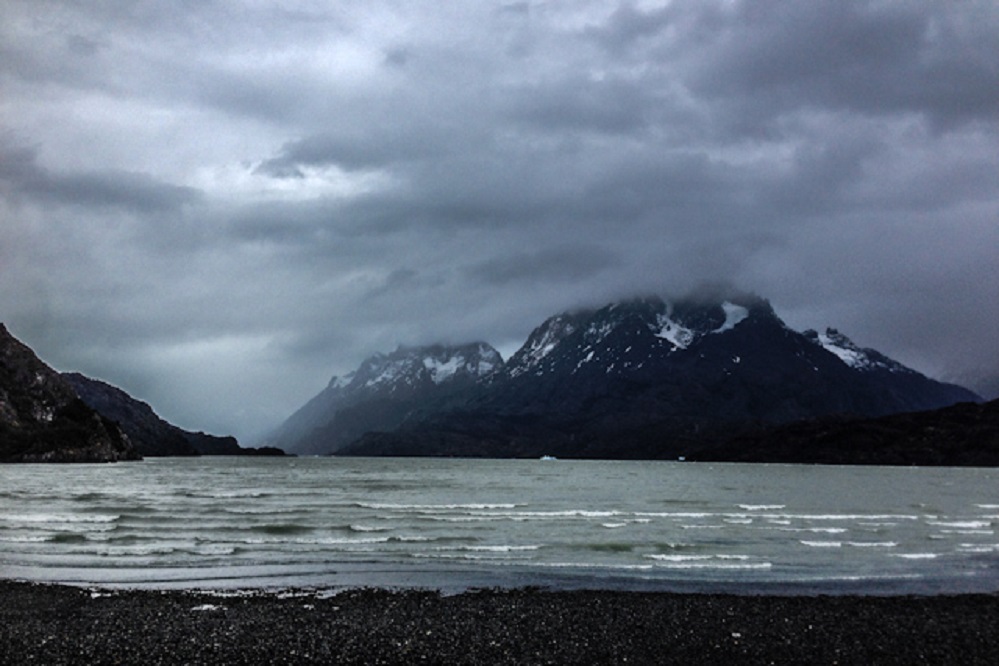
[2,2,996,439]
[272,292,978,458]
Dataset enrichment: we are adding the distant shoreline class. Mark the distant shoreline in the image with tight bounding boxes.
[2,580,996,664]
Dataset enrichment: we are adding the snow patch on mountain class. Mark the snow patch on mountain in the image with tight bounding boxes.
[584,320,617,345]
[328,375,351,390]
[323,344,503,395]
[652,300,749,349]
[716,302,749,333]
[653,313,695,349]
[422,343,501,384]
[807,328,909,374]
[508,314,580,378]
[818,332,868,369]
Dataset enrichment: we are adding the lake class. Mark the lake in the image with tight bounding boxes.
[1,457,997,594]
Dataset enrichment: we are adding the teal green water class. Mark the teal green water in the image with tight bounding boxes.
[1,457,997,594]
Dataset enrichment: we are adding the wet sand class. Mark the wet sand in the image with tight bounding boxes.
[1,581,997,664]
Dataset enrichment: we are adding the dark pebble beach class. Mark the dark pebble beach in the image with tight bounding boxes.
[2,581,997,665]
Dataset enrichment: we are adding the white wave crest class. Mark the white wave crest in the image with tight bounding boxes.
[927,520,991,529]
[350,524,391,532]
[653,561,772,570]
[3,513,119,524]
[358,502,520,511]
[455,544,542,552]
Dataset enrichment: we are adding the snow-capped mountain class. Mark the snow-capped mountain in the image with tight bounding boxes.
[269,342,503,455]
[804,328,911,374]
[274,290,980,459]
[502,295,760,383]
[333,342,502,393]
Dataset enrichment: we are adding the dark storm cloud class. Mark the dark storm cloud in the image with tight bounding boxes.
[508,74,656,135]
[0,143,202,213]
[466,245,619,286]
[2,1,998,438]
[677,1,999,131]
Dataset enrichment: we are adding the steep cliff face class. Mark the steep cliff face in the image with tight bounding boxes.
[0,324,139,463]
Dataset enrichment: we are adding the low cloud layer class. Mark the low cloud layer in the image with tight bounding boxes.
[2,1,997,439]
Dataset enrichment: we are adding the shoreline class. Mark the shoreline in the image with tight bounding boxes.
[3,580,997,664]
[9,561,999,598]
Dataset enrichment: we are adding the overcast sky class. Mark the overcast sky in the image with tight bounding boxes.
[2,1,997,441]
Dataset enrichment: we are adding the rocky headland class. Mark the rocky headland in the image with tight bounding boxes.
[1,324,284,462]
[64,373,286,458]
[0,324,139,463]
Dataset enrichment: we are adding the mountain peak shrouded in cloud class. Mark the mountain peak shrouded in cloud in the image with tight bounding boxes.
[271,292,979,459]
[1,2,997,440]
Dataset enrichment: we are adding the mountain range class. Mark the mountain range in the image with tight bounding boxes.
[268,290,981,461]
[2,286,987,465]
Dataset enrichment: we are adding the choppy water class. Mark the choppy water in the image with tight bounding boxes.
[1,457,997,594]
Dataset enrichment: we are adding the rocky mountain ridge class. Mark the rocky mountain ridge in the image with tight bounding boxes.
[63,373,285,457]
[271,342,503,455]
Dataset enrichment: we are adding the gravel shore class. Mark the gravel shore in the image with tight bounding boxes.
[2,581,997,665]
